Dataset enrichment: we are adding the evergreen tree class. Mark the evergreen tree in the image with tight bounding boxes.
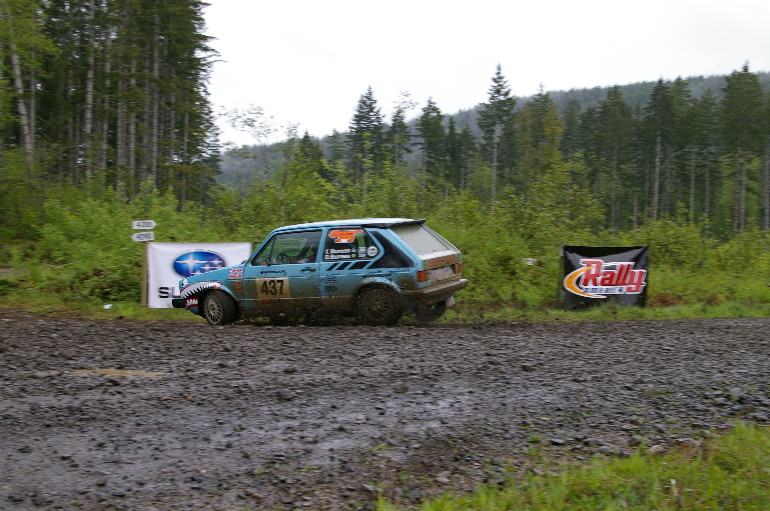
[325,129,347,164]
[516,88,561,189]
[560,98,583,163]
[416,97,446,190]
[684,88,718,222]
[642,79,674,220]
[446,121,477,190]
[587,86,635,231]
[478,65,516,204]
[667,77,695,215]
[386,92,415,173]
[347,86,385,183]
[720,63,765,232]
[297,132,330,181]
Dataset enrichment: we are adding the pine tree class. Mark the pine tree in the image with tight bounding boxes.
[516,88,562,189]
[478,65,516,205]
[685,89,718,223]
[416,97,446,192]
[586,86,634,231]
[720,63,765,232]
[560,98,582,165]
[642,79,673,220]
[386,92,415,173]
[347,86,384,183]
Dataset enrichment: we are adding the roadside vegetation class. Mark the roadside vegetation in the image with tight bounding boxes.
[0,184,767,321]
[376,422,770,511]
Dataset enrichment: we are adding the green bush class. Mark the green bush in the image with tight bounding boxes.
[2,182,767,311]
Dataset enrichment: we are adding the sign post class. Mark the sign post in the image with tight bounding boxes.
[132,219,156,306]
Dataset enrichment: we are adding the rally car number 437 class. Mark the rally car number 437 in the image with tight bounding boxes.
[173,218,468,326]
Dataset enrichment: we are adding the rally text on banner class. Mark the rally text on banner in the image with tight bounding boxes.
[562,246,649,310]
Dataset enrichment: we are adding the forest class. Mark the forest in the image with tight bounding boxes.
[0,0,768,314]
[221,66,770,238]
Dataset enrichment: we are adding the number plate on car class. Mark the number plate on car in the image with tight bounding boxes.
[429,266,454,281]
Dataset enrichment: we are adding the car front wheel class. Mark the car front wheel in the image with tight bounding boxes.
[356,286,403,326]
[202,290,239,326]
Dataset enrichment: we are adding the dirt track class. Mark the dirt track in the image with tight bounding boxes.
[1,313,769,510]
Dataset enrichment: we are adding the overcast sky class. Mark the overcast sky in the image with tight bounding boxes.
[203,0,770,146]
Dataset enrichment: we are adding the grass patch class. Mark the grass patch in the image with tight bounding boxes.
[378,422,770,510]
[0,289,766,324]
[443,300,770,324]
[0,291,202,321]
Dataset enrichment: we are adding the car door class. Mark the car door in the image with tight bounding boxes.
[319,227,386,307]
[241,230,322,315]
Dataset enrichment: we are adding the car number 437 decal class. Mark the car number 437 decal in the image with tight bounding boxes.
[256,277,290,298]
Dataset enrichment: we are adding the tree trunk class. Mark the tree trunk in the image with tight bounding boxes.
[689,148,696,221]
[490,126,501,208]
[733,155,742,232]
[128,58,137,187]
[652,134,661,220]
[83,0,96,181]
[765,140,770,231]
[9,41,35,176]
[610,145,618,231]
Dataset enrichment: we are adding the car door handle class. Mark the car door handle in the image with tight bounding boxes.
[301,267,317,272]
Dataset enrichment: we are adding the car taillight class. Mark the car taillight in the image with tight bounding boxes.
[455,262,464,273]
[417,270,429,282]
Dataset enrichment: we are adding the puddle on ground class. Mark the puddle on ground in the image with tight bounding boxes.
[71,369,163,377]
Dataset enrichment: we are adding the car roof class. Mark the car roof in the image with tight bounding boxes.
[275,218,426,231]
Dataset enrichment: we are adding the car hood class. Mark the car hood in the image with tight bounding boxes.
[180,263,244,289]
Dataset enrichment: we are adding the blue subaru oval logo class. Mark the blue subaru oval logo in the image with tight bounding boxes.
[173,251,227,277]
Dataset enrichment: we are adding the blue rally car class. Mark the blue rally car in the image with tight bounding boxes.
[173,218,468,326]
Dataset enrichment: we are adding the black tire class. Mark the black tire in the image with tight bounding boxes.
[356,286,403,326]
[201,290,239,326]
[415,300,447,322]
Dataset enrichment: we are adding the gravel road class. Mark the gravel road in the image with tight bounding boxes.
[1,312,769,510]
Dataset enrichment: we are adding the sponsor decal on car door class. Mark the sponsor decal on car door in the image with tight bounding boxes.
[319,228,386,300]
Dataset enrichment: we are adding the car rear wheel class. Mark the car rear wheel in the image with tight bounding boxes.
[415,300,447,322]
[356,286,403,326]
[202,290,239,326]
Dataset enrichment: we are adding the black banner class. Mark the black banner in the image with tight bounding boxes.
[562,246,649,310]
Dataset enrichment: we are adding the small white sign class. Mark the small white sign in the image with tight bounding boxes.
[132,231,155,242]
[132,220,157,230]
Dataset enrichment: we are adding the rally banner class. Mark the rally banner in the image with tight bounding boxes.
[146,242,251,308]
[562,246,649,310]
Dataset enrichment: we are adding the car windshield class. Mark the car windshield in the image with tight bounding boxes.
[390,224,455,256]
[251,230,321,265]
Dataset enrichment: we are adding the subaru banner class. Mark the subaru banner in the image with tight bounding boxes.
[562,246,649,310]
[147,242,251,308]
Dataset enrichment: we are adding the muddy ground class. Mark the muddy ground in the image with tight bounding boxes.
[1,312,769,510]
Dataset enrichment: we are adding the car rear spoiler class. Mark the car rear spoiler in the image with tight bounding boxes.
[358,218,426,229]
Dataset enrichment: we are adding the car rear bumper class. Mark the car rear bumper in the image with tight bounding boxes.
[402,278,469,302]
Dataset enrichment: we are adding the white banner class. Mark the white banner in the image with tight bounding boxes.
[146,242,252,308]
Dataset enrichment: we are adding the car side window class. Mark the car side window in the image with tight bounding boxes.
[251,230,322,265]
[323,228,379,261]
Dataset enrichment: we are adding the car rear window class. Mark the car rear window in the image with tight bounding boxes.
[390,224,455,256]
